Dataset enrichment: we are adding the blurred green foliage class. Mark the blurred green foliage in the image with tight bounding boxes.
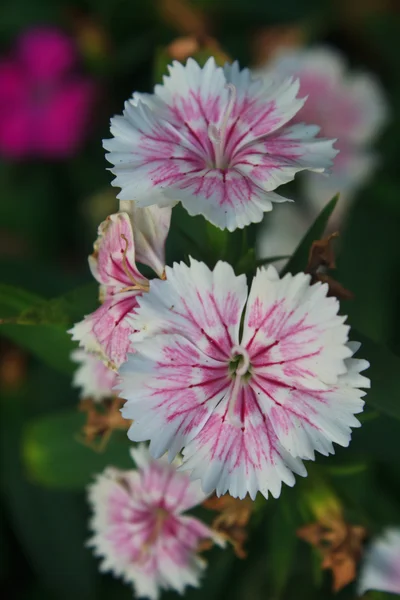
[0,0,400,599]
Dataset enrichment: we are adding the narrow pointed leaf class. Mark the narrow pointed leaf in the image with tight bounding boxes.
[282,194,339,276]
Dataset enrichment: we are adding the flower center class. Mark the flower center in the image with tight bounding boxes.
[227,345,250,428]
[208,83,236,170]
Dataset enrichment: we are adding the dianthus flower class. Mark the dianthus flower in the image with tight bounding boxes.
[358,528,400,596]
[87,444,223,599]
[119,261,369,500]
[70,203,171,370]
[104,58,337,231]
[0,27,96,159]
[71,349,117,401]
[258,46,387,211]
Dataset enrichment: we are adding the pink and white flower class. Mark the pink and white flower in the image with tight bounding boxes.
[118,260,370,500]
[71,349,118,401]
[70,204,171,370]
[358,528,400,596]
[104,57,337,231]
[87,444,223,600]
[257,46,388,215]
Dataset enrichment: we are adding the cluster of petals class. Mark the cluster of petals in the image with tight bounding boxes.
[104,57,337,231]
[358,528,400,596]
[71,348,118,401]
[87,444,223,599]
[0,27,96,159]
[118,260,370,500]
[70,202,171,370]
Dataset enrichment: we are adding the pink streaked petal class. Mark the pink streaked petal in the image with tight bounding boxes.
[87,444,218,600]
[242,266,351,387]
[104,101,203,205]
[155,57,228,152]
[71,291,141,369]
[120,200,171,278]
[120,333,229,460]
[181,384,307,500]
[250,369,364,460]
[128,259,247,358]
[223,64,306,155]
[235,124,337,194]
[89,212,147,290]
[16,27,77,81]
[165,167,286,231]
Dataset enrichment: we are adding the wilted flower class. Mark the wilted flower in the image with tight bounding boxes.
[87,444,223,599]
[118,260,369,500]
[71,349,117,401]
[0,26,96,159]
[70,203,171,370]
[358,528,400,596]
[104,57,337,231]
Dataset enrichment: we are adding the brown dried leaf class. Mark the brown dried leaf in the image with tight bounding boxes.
[158,0,208,37]
[297,513,366,592]
[203,494,253,558]
[78,397,130,451]
[305,232,353,301]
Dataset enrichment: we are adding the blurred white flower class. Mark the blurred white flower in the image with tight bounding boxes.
[71,349,117,401]
[358,528,400,596]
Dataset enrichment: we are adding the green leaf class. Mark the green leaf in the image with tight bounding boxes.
[23,409,132,490]
[0,283,42,319]
[267,495,299,597]
[256,255,290,267]
[205,220,230,259]
[0,283,98,374]
[356,331,400,420]
[0,396,96,599]
[0,323,75,375]
[282,194,339,276]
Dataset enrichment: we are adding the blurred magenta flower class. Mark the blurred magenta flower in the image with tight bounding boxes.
[0,27,96,159]
[87,444,224,599]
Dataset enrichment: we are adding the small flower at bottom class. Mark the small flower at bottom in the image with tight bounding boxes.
[118,260,370,500]
[358,528,400,596]
[70,204,171,370]
[104,57,337,231]
[87,444,224,599]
